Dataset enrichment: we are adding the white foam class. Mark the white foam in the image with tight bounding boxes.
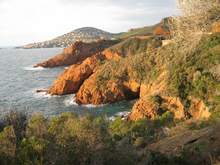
[32,88,59,99]
[64,94,106,108]
[23,66,45,71]
[115,111,130,117]
[82,104,105,108]
[34,91,52,98]
[109,111,130,121]
[64,94,77,106]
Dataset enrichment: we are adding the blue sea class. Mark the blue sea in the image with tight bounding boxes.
[0,48,134,117]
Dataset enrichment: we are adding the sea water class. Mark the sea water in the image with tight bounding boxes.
[0,48,134,117]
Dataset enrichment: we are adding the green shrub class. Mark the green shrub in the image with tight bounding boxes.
[17,137,48,165]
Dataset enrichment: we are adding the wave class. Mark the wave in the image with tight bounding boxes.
[34,91,52,98]
[64,94,106,108]
[32,88,60,99]
[64,94,77,106]
[82,104,106,108]
[109,111,130,121]
[23,66,45,71]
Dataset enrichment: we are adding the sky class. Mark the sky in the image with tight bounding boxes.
[0,0,177,46]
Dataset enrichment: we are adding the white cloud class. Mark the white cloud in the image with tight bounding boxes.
[0,0,176,46]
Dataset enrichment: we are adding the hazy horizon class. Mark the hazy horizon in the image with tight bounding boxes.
[0,0,177,47]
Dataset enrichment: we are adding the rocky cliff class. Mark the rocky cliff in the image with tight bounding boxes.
[35,24,220,123]
[34,40,119,68]
[47,37,162,97]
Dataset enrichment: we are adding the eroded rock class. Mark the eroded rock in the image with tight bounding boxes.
[34,40,118,68]
[48,53,105,95]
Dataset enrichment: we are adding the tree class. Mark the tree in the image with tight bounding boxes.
[170,0,220,53]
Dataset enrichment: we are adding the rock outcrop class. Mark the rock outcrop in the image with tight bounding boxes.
[212,21,220,33]
[34,40,118,68]
[128,97,161,120]
[128,96,186,121]
[75,73,140,105]
[47,37,157,96]
[139,71,168,98]
[129,95,210,121]
[148,126,216,156]
[48,53,105,95]
[128,69,210,121]
[188,97,211,120]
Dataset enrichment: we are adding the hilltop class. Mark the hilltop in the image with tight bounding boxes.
[21,18,171,49]
[21,27,115,49]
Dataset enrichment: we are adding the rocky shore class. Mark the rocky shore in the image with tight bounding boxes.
[33,18,220,124]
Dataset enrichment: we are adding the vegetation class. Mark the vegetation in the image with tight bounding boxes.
[96,31,220,115]
[1,110,220,165]
[115,25,157,39]
[115,17,170,39]
[96,37,161,87]
[0,110,179,165]
[1,1,220,164]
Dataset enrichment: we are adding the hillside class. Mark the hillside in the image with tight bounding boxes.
[1,32,220,164]
[22,18,170,49]
[22,27,115,49]
[116,17,171,39]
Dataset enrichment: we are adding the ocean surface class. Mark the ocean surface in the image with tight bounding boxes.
[0,48,134,117]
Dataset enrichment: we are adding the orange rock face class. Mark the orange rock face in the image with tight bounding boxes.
[212,21,220,33]
[48,53,105,95]
[47,37,151,96]
[153,26,170,37]
[129,95,210,121]
[47,45,129,96]
[34,40,118,68]
[75,73,140,105]
[128,98,160,120]
[140,71,168,98]
[128,96,186,121]
[189,98,211,120]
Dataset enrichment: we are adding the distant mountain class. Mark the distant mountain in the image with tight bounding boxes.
[21,27,115,49]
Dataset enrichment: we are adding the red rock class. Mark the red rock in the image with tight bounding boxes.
[128,97,160,120]
[212,21,220,33]
[188,97,211,120]
[34,40,118,68]
[75,73,140,105]
[129,95,210,121]
[48,53,105,95]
